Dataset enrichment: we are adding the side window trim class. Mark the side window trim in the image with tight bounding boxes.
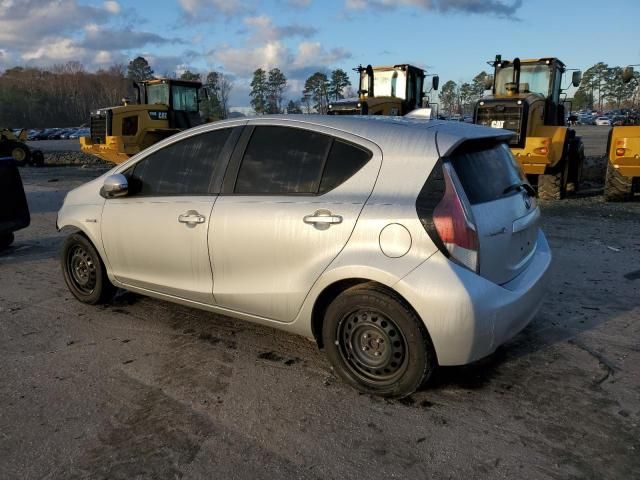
[222,125,254,195]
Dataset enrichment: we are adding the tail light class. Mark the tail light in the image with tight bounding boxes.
[416,161,479,272]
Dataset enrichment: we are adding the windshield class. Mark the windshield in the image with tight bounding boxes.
[495,64,551,96]
[172,85,199,112]
[146,84,170,105]
[361,69,407,99]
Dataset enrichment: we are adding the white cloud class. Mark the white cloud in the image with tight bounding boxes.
[22,38,85,62]
[103,0,120,14]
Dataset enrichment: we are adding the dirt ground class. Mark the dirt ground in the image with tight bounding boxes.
[1,156,639,479]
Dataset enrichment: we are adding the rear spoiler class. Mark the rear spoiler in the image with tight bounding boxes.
[434,123,515,158]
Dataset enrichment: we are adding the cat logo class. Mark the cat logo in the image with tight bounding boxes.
[491,120,505,128]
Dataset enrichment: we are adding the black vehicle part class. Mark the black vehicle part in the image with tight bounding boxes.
[61,233,116,304]
[322,282,436,398]
[0,157,30,241]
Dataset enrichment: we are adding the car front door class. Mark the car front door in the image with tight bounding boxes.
[101,126,242,304]
[210,122,382,322]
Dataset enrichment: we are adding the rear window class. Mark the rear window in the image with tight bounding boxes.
[448,142,526,205]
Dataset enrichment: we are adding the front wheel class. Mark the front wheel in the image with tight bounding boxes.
[322,284,436,398]
[538,158,569,200]
[61,233,115,304]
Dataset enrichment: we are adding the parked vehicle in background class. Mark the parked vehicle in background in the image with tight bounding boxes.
[58,115,551,398]
[595,117,611,126]
[69,128,89,139]
[473,55,584,200]
[605,66,640,201]
[0,155,30,249]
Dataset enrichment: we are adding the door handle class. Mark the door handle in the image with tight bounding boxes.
[178,210,206,226]
[303,209,343,229]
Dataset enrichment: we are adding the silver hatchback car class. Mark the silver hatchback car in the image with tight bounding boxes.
[58,115,551,398]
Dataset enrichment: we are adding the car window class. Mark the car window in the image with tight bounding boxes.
[448,142,527,205]
[127,128,233,196]
[319,140,372,194]
[235,126,333,194]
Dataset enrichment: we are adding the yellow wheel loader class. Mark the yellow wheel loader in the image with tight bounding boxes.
[0,128,31,166]
[327,64,438,116]
[604,66,640,201]
[80,78,203,164]
[473,55,584,200]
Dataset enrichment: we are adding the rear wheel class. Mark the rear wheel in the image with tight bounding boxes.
[61,233,115,304]
[604,161,633,202]
[322,283,436,398]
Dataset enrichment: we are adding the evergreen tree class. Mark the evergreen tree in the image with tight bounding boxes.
[250,68,268,115]
[329,69,351,101]
[127,56,154,82]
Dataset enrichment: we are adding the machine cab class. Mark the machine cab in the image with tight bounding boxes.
[357,64,426,111]
[138,79,202,129]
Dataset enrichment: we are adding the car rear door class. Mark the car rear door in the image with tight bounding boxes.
[101,126,242,303]
[446,141,541,285]
[209,122,382,323]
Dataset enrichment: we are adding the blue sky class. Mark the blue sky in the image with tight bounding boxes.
[1,0,638,106]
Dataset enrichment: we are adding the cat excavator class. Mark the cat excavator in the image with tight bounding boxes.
[80,78,203,164]
[327,64,438,116]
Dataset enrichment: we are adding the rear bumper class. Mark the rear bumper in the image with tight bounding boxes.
[395,230,552,366]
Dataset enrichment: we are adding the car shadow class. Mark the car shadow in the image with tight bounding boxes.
[0,235,63,265]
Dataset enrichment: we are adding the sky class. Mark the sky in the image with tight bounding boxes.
[1,0,639,107]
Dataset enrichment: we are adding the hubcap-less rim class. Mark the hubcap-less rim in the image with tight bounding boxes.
[12,147,26,162]
[338,310,408,384]
[67,245,97,294]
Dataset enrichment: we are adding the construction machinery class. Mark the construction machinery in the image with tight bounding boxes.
[605,66,640,201]
[327,64,438,116]
[80,78,203,164]
[473,55,584,200]
[0,128,31,166]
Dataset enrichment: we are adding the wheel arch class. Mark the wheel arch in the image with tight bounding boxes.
[310,277,435,361]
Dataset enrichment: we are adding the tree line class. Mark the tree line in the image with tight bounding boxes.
[0,56,233,128]
[249,68,352,115]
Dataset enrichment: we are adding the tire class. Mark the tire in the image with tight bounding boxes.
[30,149,45,167]
[538,158,568,201]
[567,140,584,193]
[322,283,436,398]
[0,232,14,250]
[604,161,633,202]
[61,233,115,304]
[5,141,31,166]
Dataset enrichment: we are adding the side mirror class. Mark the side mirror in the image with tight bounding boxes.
[432,75,439,91]
[483,75,494,90]
[622,66,634,84]
[100,173,128,198]
[572,70,582,87]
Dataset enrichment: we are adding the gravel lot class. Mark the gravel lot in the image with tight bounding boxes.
[1,136,639,479]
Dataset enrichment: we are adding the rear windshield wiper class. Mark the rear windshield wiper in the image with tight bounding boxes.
[503,182,535,197]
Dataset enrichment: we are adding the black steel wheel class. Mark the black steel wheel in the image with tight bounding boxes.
[323,283,436,398]
[67,244,98,295]
[338,309,408,385]
[61,233,115,304]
